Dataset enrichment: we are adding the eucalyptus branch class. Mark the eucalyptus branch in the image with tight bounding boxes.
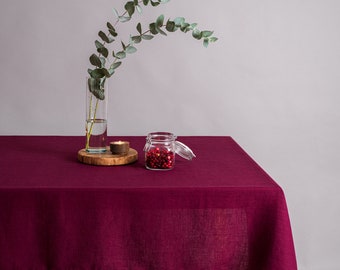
[87,0,217,102]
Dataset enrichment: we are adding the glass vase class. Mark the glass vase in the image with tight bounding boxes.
[85,77,108,153]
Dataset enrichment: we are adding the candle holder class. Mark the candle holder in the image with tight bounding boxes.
[78,140,137,166]
[110,141,130,155]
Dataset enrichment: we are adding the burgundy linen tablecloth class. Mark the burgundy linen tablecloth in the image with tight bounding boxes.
[0,136,297,270]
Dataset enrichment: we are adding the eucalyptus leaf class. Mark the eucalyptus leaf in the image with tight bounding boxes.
[125,1,135,17]
[99,57,106,67]
[110,61,122,70]
[142,34,154,40]
[98,31,110,43]
[166,20,176,32]
[156,14,164,27]
[192,29,202,40]
[89,54,102,68]
[174,17,185,27]
[108,68,115,76]
[112,8,119,18]
[131,35,142,43]
[92,88,105,100]
[97,47,109,58]
[209,37,218,42]
[119,16,131,22]
[180,23,190,32]
[126,46,137,54]
[137,23,142,34]
[203,38,209,48]
[149,23,158,35]
[201,31,213,38]
[150,0,160,7]
[157,27,167,36]
[107,22,115,31]
[156,15,167,35]
[116,51,126,59]
[95,40,104,49]
[88,77,99,93]
[90,68,106,79]
[136,5,142,14]
[109,29,118,37]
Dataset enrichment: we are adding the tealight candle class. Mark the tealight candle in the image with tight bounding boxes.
[110,141,130,155]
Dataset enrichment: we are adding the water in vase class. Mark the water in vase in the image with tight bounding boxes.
[86,119,107,153]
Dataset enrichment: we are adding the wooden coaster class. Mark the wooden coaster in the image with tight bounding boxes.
[78,147,138,166]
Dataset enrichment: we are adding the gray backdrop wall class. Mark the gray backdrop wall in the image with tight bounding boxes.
[1,0,339,269]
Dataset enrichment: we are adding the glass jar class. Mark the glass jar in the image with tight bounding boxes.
[144,132,196,170]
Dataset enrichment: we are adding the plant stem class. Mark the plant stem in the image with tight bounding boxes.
[85,96,99,151]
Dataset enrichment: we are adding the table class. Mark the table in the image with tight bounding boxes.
[0,136,297,270]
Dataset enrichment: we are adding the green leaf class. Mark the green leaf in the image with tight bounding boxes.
[142,34,154,40]
[102,68,111,78]
[89,54,102,68]
[149,23,158,35]
[116,51,126,59]
[88,77,99,93]
[119,16,131,22]
[156,15,167,36]
[192,29,202,40]
[150,0,160,7]
[131,35,142,43]
[134,0,139,5]
[110,61,122,70]
[109,29,118,37]
[108,68,115,76]
[98,31,110,43]
[99,57,106,67]
[156,14,164,27]
[201,31,213,38]
[143,0,149,5]
[136,5,142,14]
[136,23,142,34]
[158,28,167,36]
[90,68,106,79]
[112,8,119,18]
[97,46,109,58]
[209,37,218,43]
[166,20,176,32]
[95,40,104,49]
[125,1,135,17]
[203,38,209,48]
[126,46,137,54]
[180,23,190,32]
[174,17,185,27]
[107,22,115,31]
[92,86,105,100]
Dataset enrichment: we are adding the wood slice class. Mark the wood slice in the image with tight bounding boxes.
[78,147,138,166]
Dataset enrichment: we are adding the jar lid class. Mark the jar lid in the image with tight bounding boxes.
[146,132,177,142]
[175,141,196,160]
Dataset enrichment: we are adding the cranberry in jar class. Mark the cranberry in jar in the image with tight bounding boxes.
[144,132,196,171]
